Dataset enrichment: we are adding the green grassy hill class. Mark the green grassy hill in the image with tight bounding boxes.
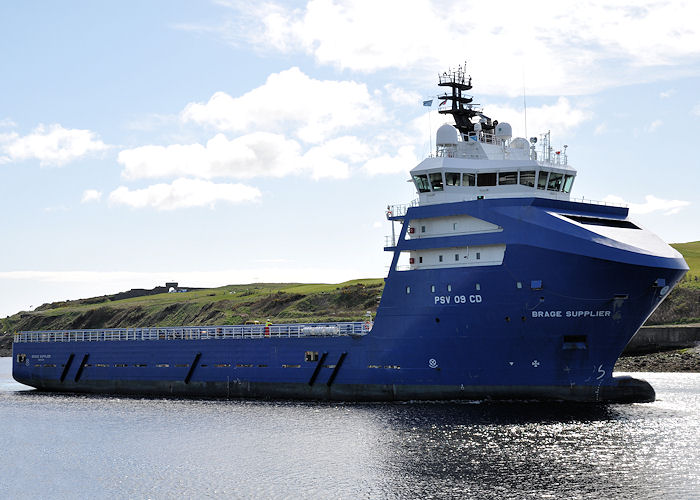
[0,280,384,354]
[647,241,700,325]
[672,241,700,286]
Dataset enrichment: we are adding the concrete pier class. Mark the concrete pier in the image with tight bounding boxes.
[624,324,700,355]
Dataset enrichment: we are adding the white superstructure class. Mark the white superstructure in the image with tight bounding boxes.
[412,125,575,205]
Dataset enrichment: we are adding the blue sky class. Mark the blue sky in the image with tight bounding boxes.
[1,0,699,318]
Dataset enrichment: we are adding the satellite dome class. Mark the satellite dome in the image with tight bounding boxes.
[510,137,529,149]
[495,122,513,140]
[436,124,459,146]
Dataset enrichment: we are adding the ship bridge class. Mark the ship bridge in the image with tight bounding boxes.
[411,124,576,206]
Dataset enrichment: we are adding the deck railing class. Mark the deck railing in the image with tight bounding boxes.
[568,197,627,208]
[14,321,372,344]
[386,200,419,218]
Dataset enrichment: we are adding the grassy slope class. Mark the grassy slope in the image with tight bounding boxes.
[0,279,384,347]
[645,241,700,325]
[672,241,700,286]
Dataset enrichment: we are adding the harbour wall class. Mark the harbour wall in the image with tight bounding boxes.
[623,324,700,355]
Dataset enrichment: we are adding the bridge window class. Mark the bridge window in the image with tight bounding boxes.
[537,171,548,190]
[547,173,563,191]
[520,171,535,187]
[445,172,461,186]
[429,172,444,191]
[498,172,517,185]
[477,172,497,186]
[463,173,476,186]
[413,174,430,193]
[562,174,575,193]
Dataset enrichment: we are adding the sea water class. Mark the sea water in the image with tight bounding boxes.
[0,357,698,499]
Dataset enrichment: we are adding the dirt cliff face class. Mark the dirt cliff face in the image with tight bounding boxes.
[645,287,700,325]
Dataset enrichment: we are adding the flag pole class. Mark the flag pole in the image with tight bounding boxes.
[429,104,432,156]
[423,98,434,157]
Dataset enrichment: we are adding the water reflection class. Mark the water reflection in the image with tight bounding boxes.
[0,370,698,499]
[356,403,642,498]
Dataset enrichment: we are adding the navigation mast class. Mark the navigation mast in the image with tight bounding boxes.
[437,63,496,137]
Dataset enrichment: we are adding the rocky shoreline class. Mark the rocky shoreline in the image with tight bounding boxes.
[614,345,700,373]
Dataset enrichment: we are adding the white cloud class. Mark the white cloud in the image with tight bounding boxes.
[0,118,16,128]
[692,104,700,117]
[119,132,299,180]
[81,189,102,203]
[646,119,663,132]
[362,145,418,176]
[483,97,593,139]
[108,178,262,210]
[0,124,109,166]
[124,113,180,132]
[409,99,591,154]
[604,194,691,215]
[300,136,370,179]
[218,0,700,95]
[384,84,421,106]
[44,205,69,213]
[594,122,608,136]
[181,67,384,143]
[118,131,357,181]
[659,89,675,98]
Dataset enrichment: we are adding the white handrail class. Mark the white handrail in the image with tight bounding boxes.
[14,321,374,343]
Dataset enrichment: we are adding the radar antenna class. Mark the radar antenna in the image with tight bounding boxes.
[437,62,497,136]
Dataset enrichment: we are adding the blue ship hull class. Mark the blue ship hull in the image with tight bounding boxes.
[12,198,687,402]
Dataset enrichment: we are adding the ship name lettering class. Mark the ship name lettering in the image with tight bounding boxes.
[566,310,611,318]
[532,310,563,318]
[434,295,481,305]
[531,310,612,318]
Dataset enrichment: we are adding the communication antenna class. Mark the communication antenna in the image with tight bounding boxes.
[523,69,528,141]
[428,101,432,156]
